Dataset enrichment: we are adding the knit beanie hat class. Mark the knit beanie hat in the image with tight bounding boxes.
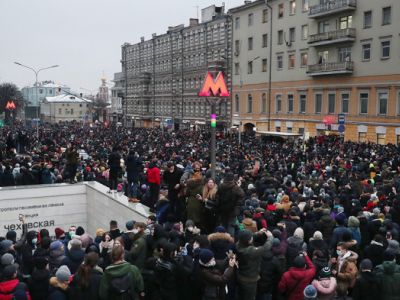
[50,240,63,251]
[0,240,13,252]
[238,230,253,245]
[387,240,400,254]
[348,216,360,228]
[126,221,135,231]
[304,285,317,299]
[360,259,373,271]
[272,238,281,247]
[199,249,214,265]
[2,264,18,280]
[56,265,71,282]
[75,226,85,236]
[68,238,82,251]
[55,228,65,239]
[293,228,304,240]
[319,266,332,278]
[384,250,396,262]
[1,253,15,266]
[313,231,323,240]
[214,226,226,233]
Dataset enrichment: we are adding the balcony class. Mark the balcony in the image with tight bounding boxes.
[307,61,354,76]
[309,0,356,18]
[309,28,356,46]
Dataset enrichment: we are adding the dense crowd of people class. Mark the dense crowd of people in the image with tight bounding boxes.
[1,122,400,299]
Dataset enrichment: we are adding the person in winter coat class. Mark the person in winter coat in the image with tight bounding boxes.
[107,147,121,192]
[307,231,329,260]
[49,241,66,274]
[316,210,335,245]
[311,267,337,300]
[278,252,316,300]
[215,173,245,236]
[198,249,236,300]
[186,169,205,228]
[128,222,148,271]
[236,229,273,300]
[28,257,51,300]
[154,242,179,300]
[331,242,358,299]
[0,264,31,300]
[364,234,385,267]
[69,253,103,300]
[352,259,379,300]
[99,245,144,300]
[126,151,142,201]
[14,223,38,277]
[256,245,284,300]
[147,159,161,211]
[375,250,400,300]
[286,228,307,268]
[330,216,351,250]
[207,228,234,266]
[47,265,71,300]
[276,194,292,213]
[163,162,183,216]
[347,216,361,245]
[61,238,85,274]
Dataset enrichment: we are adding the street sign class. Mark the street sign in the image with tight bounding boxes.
[198,71,230,97]
[338,124,345,133]
[338,114,345,125]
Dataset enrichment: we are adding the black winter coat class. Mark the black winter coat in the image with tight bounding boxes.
[61,248,85,274]
[257,251,283,295]
[352,271,380,300]
[28,268,51,300]
[216,181,244,224]
[68,268,103,300]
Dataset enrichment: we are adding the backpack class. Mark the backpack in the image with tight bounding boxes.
[109,272,133,300]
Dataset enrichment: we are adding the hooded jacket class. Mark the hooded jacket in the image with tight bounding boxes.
[69,268,103,300]
[216,181,245,223]
[208,232,234,261]
[278,255,316,300]
[47,277,69,300]
[312,277,337,300]
[335,251,358,296]
[352,271,380,300]
[199,265,234,300]
[61,248,85,274]
[99,261,144,300]
[375,261,400,300]
[0,279,31,300]
[28,268,50,300]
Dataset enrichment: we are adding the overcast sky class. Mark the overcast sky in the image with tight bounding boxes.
[0,0,245,94]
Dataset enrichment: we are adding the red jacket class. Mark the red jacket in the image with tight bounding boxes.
[147,167,161,185]
[0,279,31,300]
[278,255,316,300]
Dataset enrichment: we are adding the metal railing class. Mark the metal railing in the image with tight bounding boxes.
[309,0,356,16]
[309,28,356,44]
[307,61,354,74]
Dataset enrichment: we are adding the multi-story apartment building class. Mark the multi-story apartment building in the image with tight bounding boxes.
[230,0,400,144]
[110,72,124,123]
[120,5,232,129]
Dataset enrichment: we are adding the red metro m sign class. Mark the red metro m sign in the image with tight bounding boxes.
[198,72,230,97]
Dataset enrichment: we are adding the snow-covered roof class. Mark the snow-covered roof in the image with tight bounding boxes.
[42,83,67,88]
[45,94,92,103]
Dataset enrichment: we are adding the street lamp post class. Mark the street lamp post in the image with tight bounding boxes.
[14,62,59,137]
[265,0,273,131]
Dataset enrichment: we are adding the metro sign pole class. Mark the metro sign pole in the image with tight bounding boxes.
[199,71,230,179]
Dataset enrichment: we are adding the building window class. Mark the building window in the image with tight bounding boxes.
[261,93,267,113]
[287,127,293,133]
[302,0,309,12]
[248,61,253,74]
[262,9,268,23]
[364,11,372,28]
[262,59,267,72]
[382,6,391,25]
[341,93,349,113]
[318,51,329,64]
[289,27,296,42]
[301,25,308,40]
[247,94,253,113]
[248,13,254,26]
[278,30,284,45]
[359,93,369,114]
[70,108,74,115]
[381,40,391,59]
[339,16,353,29]
[298,127,305,135]
[315,94,322,114]
[276,126,281,132]
[318,21,330,33]
[234,63,240,75]
[378,91,388,115]
[289,0,296,15]
[58,108,62,114]
[278,3,284,18]
[235,94,240,113]
[262,34,268,48]
[235,17,240,29]
[277,55,283,70]
[362,43,371,61]
[248,37,253,50]
[301,52,308,67]
[377,133,386,145]
[39,89,43,94]
[49,89,53,94]
[359,132,367,143]
[235,40,240,54]
[397,90,400,115]
[288,94,294,113]
[288,54,295,69]
[328,93,335,114]
[276,94,282,112]
[299,94,306,113]
[338,47,351,63]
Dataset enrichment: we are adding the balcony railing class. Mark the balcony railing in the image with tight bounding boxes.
[309,28,356,45]
[309,0,356,18]
[307,61,354,76]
